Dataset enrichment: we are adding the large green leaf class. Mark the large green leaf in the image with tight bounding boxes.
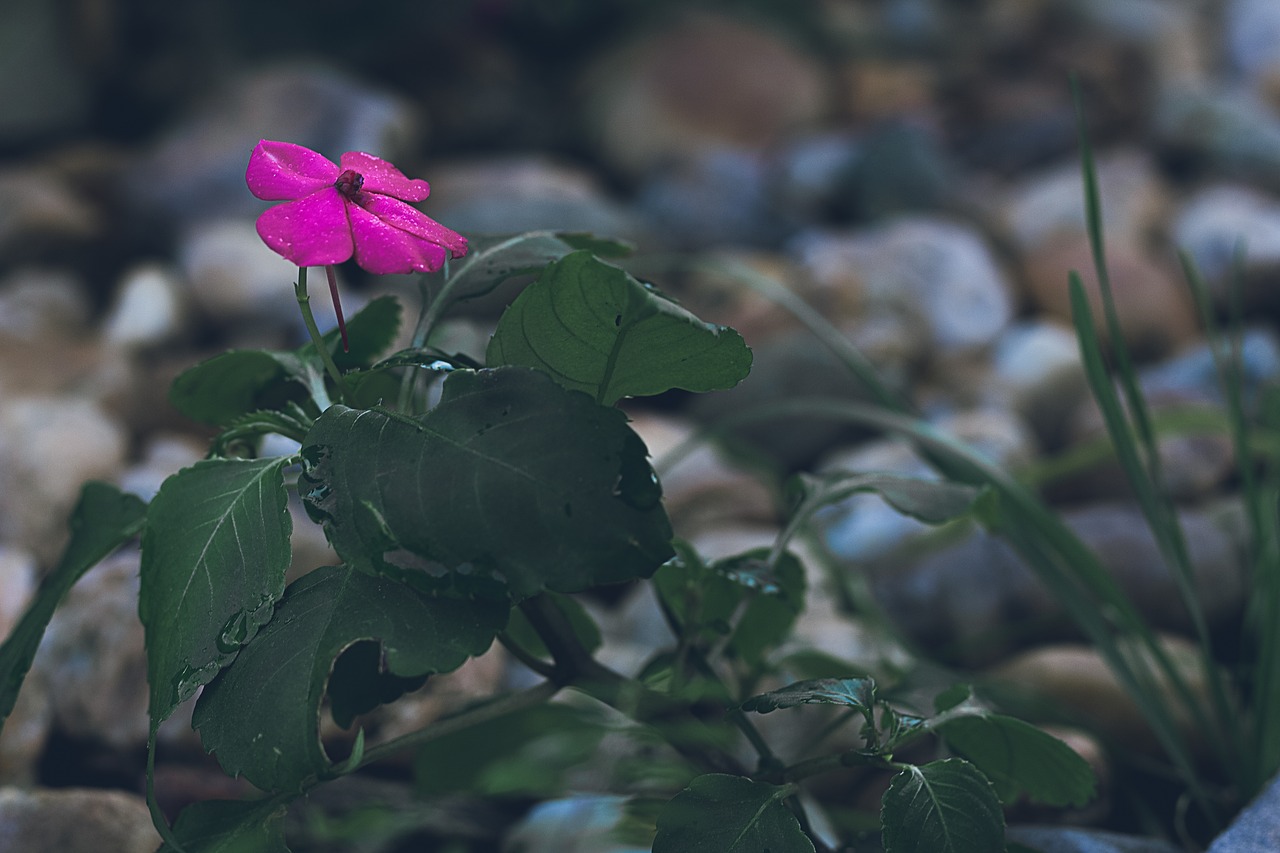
[880,759,1004,853]
[486,252,752,405]
[741,677,878,714]
[140,458,292,724]
[0,482,146,729]
[159,798,290,853]
[194,565,506,793]
[300,367,674,600]
[938,714,1096,807]
[653,774,815,853]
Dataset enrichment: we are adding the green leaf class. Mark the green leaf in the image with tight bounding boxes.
[793,472,981,525]
[444,231,633,306]
[140,458,292,724]
[938,714,1096,807]
[298,294,402,371]
[194,565,506,792]
[714,550,806,667]
[741,677,878,714]
[300,367,674,600]
[160,798,290,853]
[0,482,146,729]
[415,703,606,797]
[653,774,815,853]
[170,350,310,427]
[487,252,752,405]
[880,759,1005,853]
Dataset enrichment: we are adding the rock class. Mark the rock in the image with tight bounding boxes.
[424,156,645,244]
[0,787,160,853]
[989,320,1089,449]
[0,0,91,145]
[838,122,958,222]
[505,795,645,853]
[839,58,936,124]
[772,132,863,224]
[1006,825,1180,853]
[116,433,206,503]
[176,218,301,330]
[627,413,777,539]
[0,396,128,564]
[1140,326,1280,412]
[1071,0,1211,87]
[130,63,423,225]
[870,503,1244,663]
[1022,234,1198,359]
[1209,772,1280,852]
[0,546,36,641]
[1170,184,1280,306]
[793,217,1014,355]
[584,12,828,178]
[102,263,188,349]
[0,166,100,264]
[0,669,50,785]
[635,147,781,249]
[986,636,1209,754]
[1155,85,1280,191]
[1000,150,1169,254]
[30,551,149,749]
[0,268,91,341]
[1225,0,1280,85]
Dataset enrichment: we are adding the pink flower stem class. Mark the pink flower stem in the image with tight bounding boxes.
[294,266,348,405]
[324,265,350,352]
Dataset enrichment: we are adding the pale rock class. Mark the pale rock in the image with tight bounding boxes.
[30,551,149,749]
[1208,772,1280,852]
[792,217,1014,354]
[990,320,1089,448]
[0,268,90,341]
[584,13,828,177]
[1006,825,1180,853]
[1154,85,1280,191]
[0,787,160,853]
[636,147,780,249]
[0,396,128,564]
[0,671,50,785]
[1001,149,1169,254]
[103,263,188,348]
[1170,184,1280,299]
[1225,0,1280,83]
[177,218,300,325]
[1022,234,1198,359]
[0,546,36,640]
[116,433,206,503]
[0,167,98,261]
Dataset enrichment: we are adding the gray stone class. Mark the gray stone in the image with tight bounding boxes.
[131,63,423,225]
[1225,0,1280,82]
[103,263,188,349]
[0,396,128,564]
[636,147,781,249]
[0,268,90,341]
[1007,824,1180,853]
[505,795,646,853]
[0,787,160,853]
[1209,772,1280,852]
[0,167,99,263]
[0,546,36,645]
[30,551,149,749]
[792,217,1014,354]
[990,320,1089,448]
[1140,327,1280,412]
[116,433,206,504]
[176,218,301,327]
[1155,85,1280,191]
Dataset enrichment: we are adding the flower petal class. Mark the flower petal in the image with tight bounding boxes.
[255,189,354,267]
[247,140,339,200]
[347,203,449,274]
[339,151,430,201]
[356,194,468,258]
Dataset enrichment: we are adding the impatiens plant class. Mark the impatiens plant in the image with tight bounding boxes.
[0,141,1097,853]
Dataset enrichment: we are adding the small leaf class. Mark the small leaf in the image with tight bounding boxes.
[300,367,674,600]
[487,251,752,405]
[169,350,308,427]
[881,759,1005,853]
[194,565,506,792]
[653,774,815,853]
[140,458,292,724]
[0,483,146,729]
[714,550,806,668]
[160,798,290,853]
[938,714,1096,807]
[742,677,878,714]
[794,472,981,525]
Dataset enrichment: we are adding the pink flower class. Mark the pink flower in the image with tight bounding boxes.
[245,139,467,275]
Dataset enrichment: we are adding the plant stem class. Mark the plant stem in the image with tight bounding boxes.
[295,267,348,405]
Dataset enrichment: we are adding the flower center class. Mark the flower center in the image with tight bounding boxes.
[334,169,364,198]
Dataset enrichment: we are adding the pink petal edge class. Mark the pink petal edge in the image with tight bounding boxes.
[347,204,450,274]
[340,150,430,201]
[246,140,339,201]
[357,194,468,257]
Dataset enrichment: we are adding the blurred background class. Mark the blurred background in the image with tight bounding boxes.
[3,0,1280,848]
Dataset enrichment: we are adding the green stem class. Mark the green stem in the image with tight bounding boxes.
[295,267,348,406]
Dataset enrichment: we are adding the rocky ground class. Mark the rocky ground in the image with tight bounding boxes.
[4,1,1280,851]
